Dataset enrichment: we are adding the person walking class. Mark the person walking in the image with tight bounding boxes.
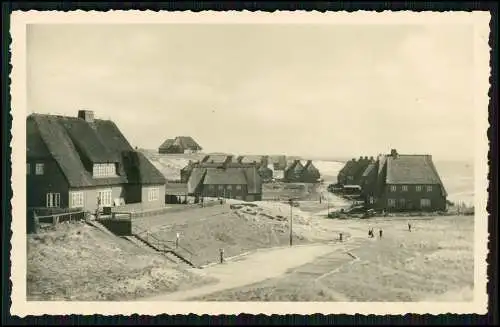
[408,222,412,232]
[379,229,383,239]
[219,248,225,264]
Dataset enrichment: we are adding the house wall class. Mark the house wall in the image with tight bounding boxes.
[378,184,446,212]
[27,158,70,208]
[141,184,166,209]
[159,146,182,154]
[69,185,125,212]
[361,169,379,208]
[69,184,166,211]
[274,170,284,180]
[202,184,248,200]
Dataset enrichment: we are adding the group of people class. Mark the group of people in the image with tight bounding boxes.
[368,228,383,239]
[368,222,413,239]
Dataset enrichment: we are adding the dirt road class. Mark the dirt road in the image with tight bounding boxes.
[142,243,342,301]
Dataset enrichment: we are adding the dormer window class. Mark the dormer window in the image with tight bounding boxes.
[93,163,117,178]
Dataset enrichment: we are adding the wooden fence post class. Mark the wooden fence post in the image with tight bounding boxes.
[33,211,39,233]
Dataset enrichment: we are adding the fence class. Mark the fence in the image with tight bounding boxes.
[30,210,88,233]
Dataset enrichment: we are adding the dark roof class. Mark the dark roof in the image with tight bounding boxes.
[159,139,175,149]
[159,136,202,151]
[165,183,188,195]
[362,162,376,177]
[204,154,228,163]
[186,166,262,195]
[303,160,319,173]
[187,168,207,194]
[286,160,304,173]
[28,113,165,187]
[385,155,447,194]
[338,160,356,177]
[204,168,247,185]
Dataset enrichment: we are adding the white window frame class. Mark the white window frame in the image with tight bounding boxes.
[218,185,224,191]
[402,185,408,192]
[420,198,431,208]
[93,163,117,178]
[147,187,159,202]
[426,185,433,192]
[46,193,61,208]
[97,189,113,207]
[390,185,397,192]
[416,185,422,192]
[236,185,242,191]
[70,191,84,208]
[27,163,30,175]
[388,198,396,208]
[36,163,44,175]
[369,196,375,204]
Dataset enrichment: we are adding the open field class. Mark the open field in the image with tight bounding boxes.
[27,221,216,301]
[188,215,474,301]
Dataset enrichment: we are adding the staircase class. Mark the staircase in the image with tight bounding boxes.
[129,229,199,268]
[122,235,182,265]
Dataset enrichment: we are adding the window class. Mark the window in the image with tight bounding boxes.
[402,185,408,192]
[390,185,397,192]
[236,185,242,191]
[27,163,30,175]
[416,185,422,192]
[426,185,433,192]
[46,193,60,208]
[369,196,375,204]
[36,163,44,175]
[70,191,84,208]
[227,185,233,191]
[93,163,117,178]
[97,189,112,207]
[399,198,406,208]
[388,199,396,208]
[209,185,215,190]
[218,185,224,191]
[147,187,159,202]
[420,198,431,208]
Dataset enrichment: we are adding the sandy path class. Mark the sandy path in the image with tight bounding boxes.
[143,243,339,301]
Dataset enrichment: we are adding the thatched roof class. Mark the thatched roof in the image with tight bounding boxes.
[27,113,165,187]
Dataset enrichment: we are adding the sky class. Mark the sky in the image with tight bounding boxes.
[27,23,476,161]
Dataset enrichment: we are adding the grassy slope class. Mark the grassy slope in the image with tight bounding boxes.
[27,222,216,301]
[134,202,318,267]
[192,215,474,301]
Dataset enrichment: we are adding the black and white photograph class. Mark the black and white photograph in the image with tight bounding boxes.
[9,10,491,316]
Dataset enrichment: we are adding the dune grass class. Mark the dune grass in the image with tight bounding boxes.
[27,221,216,301]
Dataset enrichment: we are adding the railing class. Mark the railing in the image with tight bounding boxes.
[32,210,89,230]
[132,225,197,266]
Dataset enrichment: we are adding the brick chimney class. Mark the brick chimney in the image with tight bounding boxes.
[390,149,398,158]
[78,110,95,123]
